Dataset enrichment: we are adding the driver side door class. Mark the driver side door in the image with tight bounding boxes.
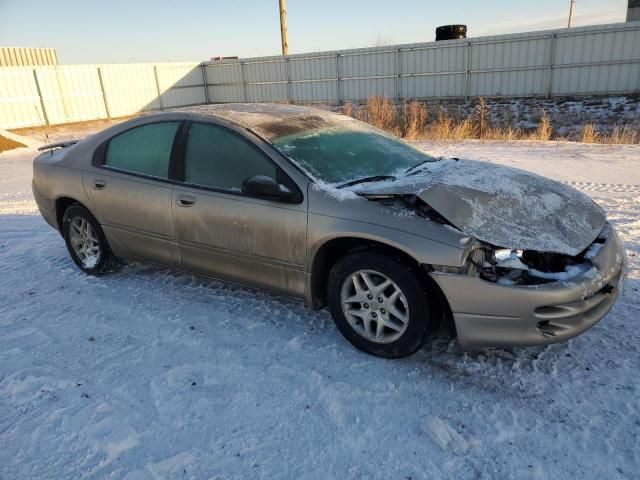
[171,121,308,297]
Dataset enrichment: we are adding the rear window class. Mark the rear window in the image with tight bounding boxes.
[105,122,180,178]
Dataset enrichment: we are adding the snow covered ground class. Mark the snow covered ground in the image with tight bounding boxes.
[1,131,639,479]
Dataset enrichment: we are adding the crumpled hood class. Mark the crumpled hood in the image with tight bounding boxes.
[355,158,606,256]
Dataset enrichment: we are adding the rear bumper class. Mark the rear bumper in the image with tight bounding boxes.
[32,180,58,231]
[430,226,626,351]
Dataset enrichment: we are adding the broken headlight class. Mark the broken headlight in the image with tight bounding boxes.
[476,248,592,286]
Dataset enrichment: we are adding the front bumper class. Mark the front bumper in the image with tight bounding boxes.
[430,226,627,351]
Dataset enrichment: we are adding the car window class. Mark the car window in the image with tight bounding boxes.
[184,122,277,191]
[105,122,180,178]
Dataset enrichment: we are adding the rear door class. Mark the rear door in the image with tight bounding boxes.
[171,121,308,297]
[84,121,182,267]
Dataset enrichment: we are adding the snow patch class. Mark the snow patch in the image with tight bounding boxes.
[421,416,469,456]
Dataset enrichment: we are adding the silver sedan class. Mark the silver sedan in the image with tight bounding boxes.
[32,104,626,358]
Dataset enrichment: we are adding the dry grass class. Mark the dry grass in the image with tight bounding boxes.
[608,125,639,145]
[340,96,639,144]
[531,111,552,141]
[0,134,26,153]
[401,100,428,140]
[364,96,400,135]
[581,123,600,144]
[342,102,353,118]
[474,97,490,139]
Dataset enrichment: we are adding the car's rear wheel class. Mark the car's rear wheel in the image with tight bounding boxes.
[327,251,434,358]
[62,203,112,275]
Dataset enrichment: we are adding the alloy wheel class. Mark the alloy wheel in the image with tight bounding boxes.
[340,269,410,344]
[68,217,101,269]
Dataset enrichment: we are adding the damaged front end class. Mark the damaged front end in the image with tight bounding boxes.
[361,192,616,290]
[464,224,612,287]
[356,161,624,350]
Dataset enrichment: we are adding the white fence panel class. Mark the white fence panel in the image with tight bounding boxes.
[35,65,106,124]
[243,60,287,83]
[246,82,288,102]
[156,62,205,108]
[208,84,245,103]
[402,44,466,75]
[291,80,337,102]
[401,74,465,98]
[289,55,336,81]
[99,64,160,118]
[340,78,395,101]
[205,63,243,85]
[0,67,44,128]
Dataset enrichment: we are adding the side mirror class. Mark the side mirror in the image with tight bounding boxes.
[241,175,296,202]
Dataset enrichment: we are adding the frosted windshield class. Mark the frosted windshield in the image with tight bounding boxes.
[268,119,436,184]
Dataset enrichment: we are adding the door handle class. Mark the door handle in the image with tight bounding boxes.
[177,194,196,207]
[93,178,107,190]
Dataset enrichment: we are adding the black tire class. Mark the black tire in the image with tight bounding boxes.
[62,203,112,275]
[327,251,434,358]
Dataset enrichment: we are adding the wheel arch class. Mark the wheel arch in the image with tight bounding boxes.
[55,196,89,233]
[310,235,455,336]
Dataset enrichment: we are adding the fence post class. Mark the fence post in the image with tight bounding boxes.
[32,69,50,126]
[465,41,472,100]
[396,48,402,102]
[201,64,210,104]
[97,67,111,120]
[285,57,292,102]
[546,33,557,99]
[153,65,164,110]
[240,61,248,102]
[335,53,341,104]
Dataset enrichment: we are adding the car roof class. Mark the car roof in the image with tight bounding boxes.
[175,103,336,131]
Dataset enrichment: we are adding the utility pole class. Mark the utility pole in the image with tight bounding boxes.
[568,0,576,28]
[279,0,289,56]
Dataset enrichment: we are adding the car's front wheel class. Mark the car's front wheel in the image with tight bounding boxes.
[62,203,112,275]
[327,251,434,358]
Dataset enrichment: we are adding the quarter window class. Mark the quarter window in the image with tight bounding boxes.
[184,123,277,191]
[105,122,180,178]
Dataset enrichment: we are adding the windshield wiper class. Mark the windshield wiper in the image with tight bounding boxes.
[405,158,437,174]
[336,175,396,189]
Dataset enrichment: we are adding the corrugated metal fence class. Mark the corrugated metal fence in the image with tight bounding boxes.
[203,22,640,103]
[1,22,639,129]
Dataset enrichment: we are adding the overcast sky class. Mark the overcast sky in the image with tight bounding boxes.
[0,0,629,63]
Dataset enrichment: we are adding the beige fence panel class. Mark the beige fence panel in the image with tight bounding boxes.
[0,47,57,67]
